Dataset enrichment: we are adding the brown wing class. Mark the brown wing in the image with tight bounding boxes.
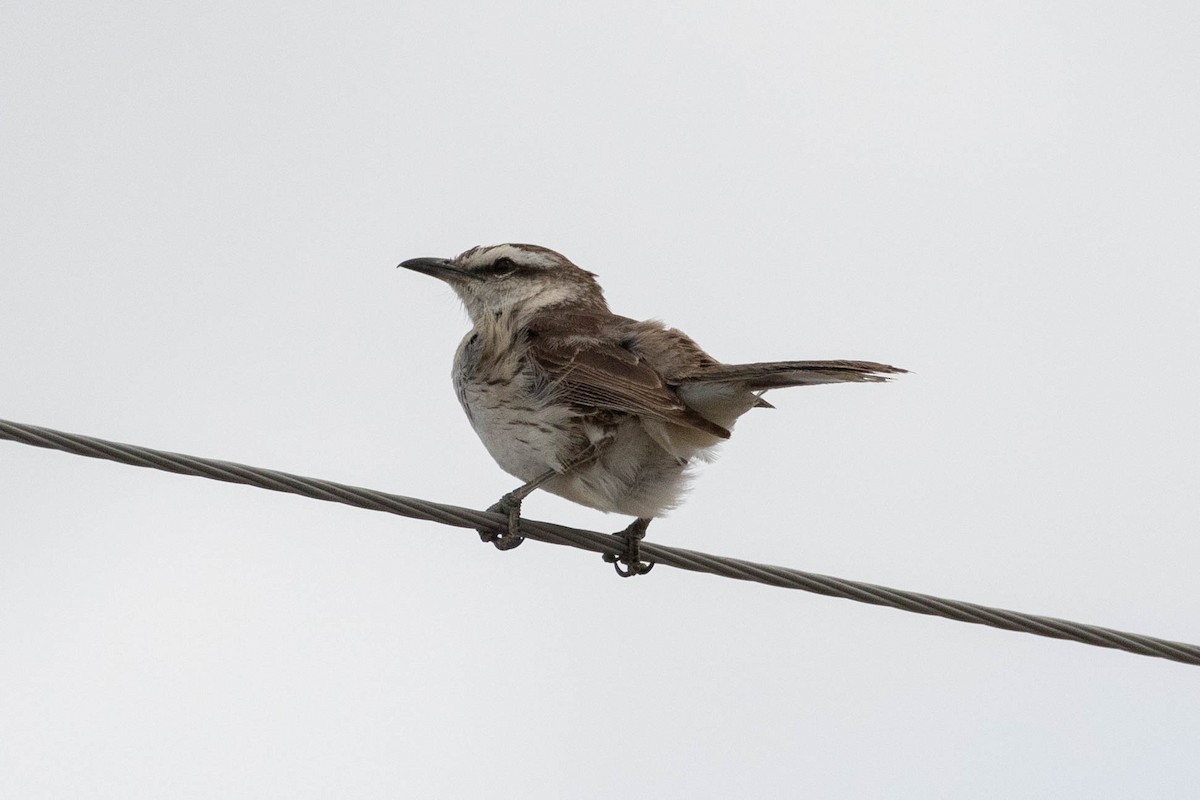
[525,312,731,440]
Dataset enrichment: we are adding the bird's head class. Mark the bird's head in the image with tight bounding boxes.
[398,243,608,323]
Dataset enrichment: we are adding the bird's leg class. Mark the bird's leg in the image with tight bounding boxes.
[478,469,558,550]
[478,443,610,552]
[603,517,655,577]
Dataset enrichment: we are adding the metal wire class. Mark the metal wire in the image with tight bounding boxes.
[3,416,1198,667]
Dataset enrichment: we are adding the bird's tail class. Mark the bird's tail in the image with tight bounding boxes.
[678,360,906,390]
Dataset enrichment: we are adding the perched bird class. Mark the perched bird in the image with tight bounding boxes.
[399,244,903,575]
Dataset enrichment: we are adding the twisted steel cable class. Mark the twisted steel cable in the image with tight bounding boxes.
[2,417,1198,667]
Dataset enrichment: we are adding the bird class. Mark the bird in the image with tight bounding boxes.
[398,243,904,575]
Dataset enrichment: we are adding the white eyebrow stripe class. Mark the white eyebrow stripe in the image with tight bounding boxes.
[458,244,562,270]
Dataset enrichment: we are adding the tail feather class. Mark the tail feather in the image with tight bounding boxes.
[678,360,906,389]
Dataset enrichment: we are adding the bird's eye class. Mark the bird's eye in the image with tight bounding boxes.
[491,257,517,275]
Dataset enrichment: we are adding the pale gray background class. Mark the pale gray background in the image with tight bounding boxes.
[3,2,1198,797]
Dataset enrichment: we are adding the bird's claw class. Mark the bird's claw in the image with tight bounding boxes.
[603,518,654,577]
[479,493,525,550]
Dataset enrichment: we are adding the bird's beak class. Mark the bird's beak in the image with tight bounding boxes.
[397,257,477,282]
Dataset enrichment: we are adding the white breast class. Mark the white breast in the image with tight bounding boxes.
[459,377,579,481]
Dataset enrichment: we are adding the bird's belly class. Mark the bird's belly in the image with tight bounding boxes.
[460,384,578,481]
[459,381,695,519]
[546,419,694,519]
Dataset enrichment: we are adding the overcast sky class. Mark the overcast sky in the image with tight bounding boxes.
[3,2,1199,797]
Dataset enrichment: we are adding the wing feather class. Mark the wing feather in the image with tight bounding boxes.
[525,314,731,440]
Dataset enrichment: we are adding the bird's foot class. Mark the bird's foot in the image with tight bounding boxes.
[478,492,525,551]
[603,517,654,577]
